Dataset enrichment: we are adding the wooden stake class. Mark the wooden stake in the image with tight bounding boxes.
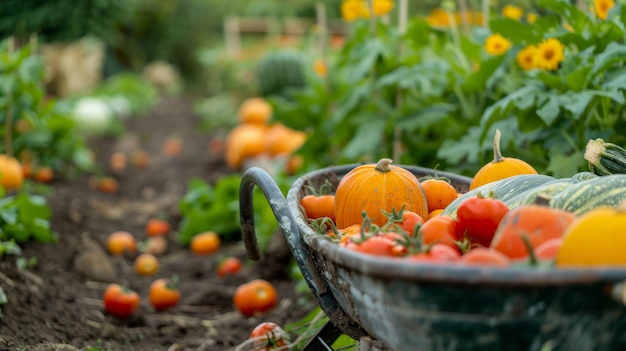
[5,36,15,156]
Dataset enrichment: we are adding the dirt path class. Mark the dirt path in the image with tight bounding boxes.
[0,97,313,351]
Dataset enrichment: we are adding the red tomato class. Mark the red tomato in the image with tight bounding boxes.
[217,256,243,278]
[460,248,510,267]
[149,278,181,311]
[249,322,290,351]
[418,215,461,252]
[534,237,563,261]
[406,244,461,263]
[234,279,278,317]
[146,218,171,237]
[399,211,425,236]
[344,234,405,257]
[456,196,509,247]
[103,284,140,318]
[300,194,335,221]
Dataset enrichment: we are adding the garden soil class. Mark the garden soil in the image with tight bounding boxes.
[0,97,315,351]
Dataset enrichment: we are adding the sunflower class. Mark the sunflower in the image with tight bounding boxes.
[502,5,523,20]
[372,0,394,16]
[526,13,538,24]
[536,38,565,71]
[341,0,369,22]
[516,45,538,71]
[484,33,512,56]
[594,0,615,20]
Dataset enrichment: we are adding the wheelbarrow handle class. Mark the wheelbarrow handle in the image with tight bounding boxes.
[240,166,369,342]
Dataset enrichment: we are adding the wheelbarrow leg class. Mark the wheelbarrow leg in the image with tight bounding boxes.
[301,320,344,351]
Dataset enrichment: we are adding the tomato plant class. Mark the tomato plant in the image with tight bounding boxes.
[106,231,137,255]
[149,277,181,311]
[249,321,289,351]
[134,253,159,276]
[456,195,509,247]
[217,256,243,278]
[190,231,221,255]
[103,284,140,318]
[234,279,278,317]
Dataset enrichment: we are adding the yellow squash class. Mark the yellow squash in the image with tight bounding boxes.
[556,205,626,266]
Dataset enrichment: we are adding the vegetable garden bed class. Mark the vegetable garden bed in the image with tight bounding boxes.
[0,97,314,351]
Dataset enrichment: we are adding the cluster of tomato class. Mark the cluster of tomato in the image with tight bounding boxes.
[301,178,571,267]
[102,218,249,318]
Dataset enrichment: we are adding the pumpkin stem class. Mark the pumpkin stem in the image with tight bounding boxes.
[375,158,394,172]
[492,129,504,163]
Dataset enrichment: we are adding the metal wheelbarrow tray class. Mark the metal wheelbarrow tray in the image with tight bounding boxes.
[239,163,626,351]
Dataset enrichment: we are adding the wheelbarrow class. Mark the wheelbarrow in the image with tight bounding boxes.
[239,163,626,351]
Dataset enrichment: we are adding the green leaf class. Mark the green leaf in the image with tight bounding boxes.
[558,91,593,120]
[2,223,29,242]
[462,53,508,93]
[341,118,386,159]
[396,104,455,131]
[17,56,44,83]
[592,42,626,76]
[0,208,17,225]
[545,146,586,178]
[30,219,57,243]
[16,193,51,224]
[538,0,590,32]
[565,65,592,92]
[489,18,542,44]
[536,95,560,126]
[479,84,542,141]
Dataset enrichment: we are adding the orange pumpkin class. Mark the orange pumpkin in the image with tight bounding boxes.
[470,129,537,190]
[225,124,267,170]
[334,158,428,228]
[0,154,24,190]
[490,204,576,260]
[265,123,307,156]
[237,97,272,125]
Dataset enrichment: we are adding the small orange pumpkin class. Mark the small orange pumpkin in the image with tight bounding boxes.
[225,124,267,170]
[470,129,537,190]
[334,158,428,228]
[237,97,272,125]
[0,154,24,190]
[265,123,307,156]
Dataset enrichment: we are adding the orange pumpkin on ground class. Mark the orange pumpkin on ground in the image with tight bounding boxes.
[265,123,306,156]
[237,97,272,125]
[334,158,428,228]
[0,154,24,190]
[225,124,267,170]
[470,129,537,190]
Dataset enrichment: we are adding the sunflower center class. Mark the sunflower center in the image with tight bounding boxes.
[543,49,555,60]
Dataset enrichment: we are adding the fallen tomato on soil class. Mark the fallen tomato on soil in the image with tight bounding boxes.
[234,279,278,317]
[249,321,290,351]
[103,284,140,319]
[217,256,243,278]
[106,231,137,255]
[190,231,221,255]
[149,277,181,311]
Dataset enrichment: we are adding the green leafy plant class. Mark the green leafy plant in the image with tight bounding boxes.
[178,174,289,249]
[0,40,96,176]
[0,185,57,244]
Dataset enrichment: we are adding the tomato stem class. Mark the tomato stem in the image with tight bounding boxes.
[520,232,538,266]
